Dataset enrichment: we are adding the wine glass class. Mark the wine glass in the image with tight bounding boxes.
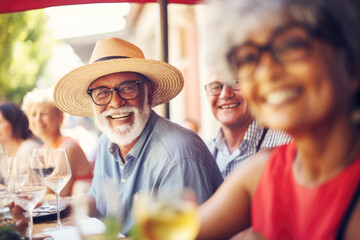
[32,148,56,210]
[0,152,10,209]
[72,180,96,238]
[41,148,72,231]
[73,178,123,239]
[9,155,47,240]
[133,188,200,240]
[0,151,11,225]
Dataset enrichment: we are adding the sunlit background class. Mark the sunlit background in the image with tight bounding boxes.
[45,3,131,39]
[0,2,220,141]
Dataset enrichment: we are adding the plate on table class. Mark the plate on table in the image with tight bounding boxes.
[32,203,67,222]
[0,203,67,222]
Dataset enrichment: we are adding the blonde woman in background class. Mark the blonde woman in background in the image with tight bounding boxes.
[22,88,93,197]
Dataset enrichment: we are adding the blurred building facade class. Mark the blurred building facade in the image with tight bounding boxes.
[64,2,219,141]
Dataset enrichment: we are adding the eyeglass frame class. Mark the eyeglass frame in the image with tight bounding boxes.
[226,22,346,79]
[86,80,144,106]
[204,80,241,96]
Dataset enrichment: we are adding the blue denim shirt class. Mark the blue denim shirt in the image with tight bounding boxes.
[89,110,223,234]
[208,120,292,179]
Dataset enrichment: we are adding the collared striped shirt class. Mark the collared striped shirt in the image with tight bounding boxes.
[207,120,292,179]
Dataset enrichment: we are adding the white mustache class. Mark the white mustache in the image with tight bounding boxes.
[101,106,135,117]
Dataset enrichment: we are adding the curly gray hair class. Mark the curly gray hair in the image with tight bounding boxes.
[204,0,360,81]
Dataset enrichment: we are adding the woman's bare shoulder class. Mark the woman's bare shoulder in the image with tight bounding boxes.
[196,148,274,240]
[228,148,274,196]
[58,138,85,157]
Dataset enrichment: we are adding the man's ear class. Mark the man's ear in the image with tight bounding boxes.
[147,83,154,106]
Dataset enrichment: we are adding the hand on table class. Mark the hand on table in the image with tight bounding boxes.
[8,201,43,235]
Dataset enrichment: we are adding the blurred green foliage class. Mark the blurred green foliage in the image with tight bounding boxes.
[0,10,55,104]
[0,225,22,240]
[103,215,123,240]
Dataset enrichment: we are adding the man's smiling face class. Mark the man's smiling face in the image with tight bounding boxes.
[90,72,152,146]
[206,73,253,129]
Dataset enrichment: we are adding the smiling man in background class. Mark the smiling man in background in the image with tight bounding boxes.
[205,71,291,179]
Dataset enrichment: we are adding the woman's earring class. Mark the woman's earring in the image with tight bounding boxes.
[351,94,360,123]
[352,109,360,123]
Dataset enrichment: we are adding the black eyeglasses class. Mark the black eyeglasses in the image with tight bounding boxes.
[87,80,144,106]
[227,23,325,79]
[205,80,241,96]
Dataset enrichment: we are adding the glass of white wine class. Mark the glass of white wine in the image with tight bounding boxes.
[9,155,47,240]
[133,188,200,240]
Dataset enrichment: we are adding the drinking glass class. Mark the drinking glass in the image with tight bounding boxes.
[73,178,123,239]
[32,148,56,211]
[133,188,200,240]
[0,152,10,209]
[40,148,72,231]
[9,155,47,240]
[72,180,95,238]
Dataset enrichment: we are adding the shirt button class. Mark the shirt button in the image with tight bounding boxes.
[121,178,126,183]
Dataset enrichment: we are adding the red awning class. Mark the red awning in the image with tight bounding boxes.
[0,0,202,14]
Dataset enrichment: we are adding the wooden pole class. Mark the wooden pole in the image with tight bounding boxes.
[159,0,170,119]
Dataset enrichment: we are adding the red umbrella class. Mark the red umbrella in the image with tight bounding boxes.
[0,0,202,13]
[0,0,203,118]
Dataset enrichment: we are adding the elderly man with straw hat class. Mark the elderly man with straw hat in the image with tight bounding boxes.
[53,37,223,235]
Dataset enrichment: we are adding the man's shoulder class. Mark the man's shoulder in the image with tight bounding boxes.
[153,117,202,143]
[147,118,213,161]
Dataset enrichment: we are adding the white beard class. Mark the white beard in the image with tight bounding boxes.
[95,93,151,147]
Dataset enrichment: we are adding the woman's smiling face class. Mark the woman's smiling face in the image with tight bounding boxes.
[236,21,355,133]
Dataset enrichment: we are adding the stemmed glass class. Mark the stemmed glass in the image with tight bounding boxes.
[32,148,56,211]
[39,148,72,231]
[0,152,11,225]
[0,152,10,209]
[73,178,123,239]
[9,155,47,240]
[133,188,200,240]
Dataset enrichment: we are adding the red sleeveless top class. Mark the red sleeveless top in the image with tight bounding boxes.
[252,142,360,240]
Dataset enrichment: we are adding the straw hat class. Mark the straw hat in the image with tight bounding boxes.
[54,37,184,117]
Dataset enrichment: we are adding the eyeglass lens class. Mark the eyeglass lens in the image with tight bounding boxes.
[90,81,140,105]
[205,81,240,96]
[228,25,313,79]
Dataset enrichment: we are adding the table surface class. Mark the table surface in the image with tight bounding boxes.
[30,196,128,240]
[32,206,72,238]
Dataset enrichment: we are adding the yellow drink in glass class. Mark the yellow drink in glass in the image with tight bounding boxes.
[134,189,200,240]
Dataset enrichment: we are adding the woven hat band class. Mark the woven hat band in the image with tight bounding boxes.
[95,56,130,62]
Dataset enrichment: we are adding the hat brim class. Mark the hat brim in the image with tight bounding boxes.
[54,58,184,117]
